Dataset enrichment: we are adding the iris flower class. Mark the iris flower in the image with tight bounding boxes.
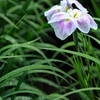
[44,0,87,21]
[44,0,98,40]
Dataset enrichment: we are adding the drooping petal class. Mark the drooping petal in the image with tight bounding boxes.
[86,14,98,30]
[44,5,61,21]
[76,16,90,33]
[53,19,76,40]
[54,20,65,40]
[70,0,88,13]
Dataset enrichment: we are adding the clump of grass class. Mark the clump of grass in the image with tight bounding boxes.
[0,0,100,100]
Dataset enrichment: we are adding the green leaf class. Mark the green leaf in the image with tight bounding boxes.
[0,13,27,42]
[34,59,73,68]
[42,48,100,65]
[0,65,77,85]
[0,97,2,100]
[1,35,17,44]
[73,31,78,49]
[94,17,100,22]
[4,96,32,100]
[0,60,7,70]
[79,92,91,100]
[85,34,100,45]
[29,77,59,89]
[22,0,32,11]
[48,93,70,100]
[90,0,100,17]
[7,5,21,14]
[11,71,28,100]
[1,79,45,94]
[37,0,53,6]
[2,90,45,99]
[0,13,18,29]
[54,87,100,100]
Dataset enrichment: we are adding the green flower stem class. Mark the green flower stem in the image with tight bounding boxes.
[73,30,79,50]
[73,31,84,53]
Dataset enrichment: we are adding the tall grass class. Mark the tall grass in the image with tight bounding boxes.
[0,0,100,100]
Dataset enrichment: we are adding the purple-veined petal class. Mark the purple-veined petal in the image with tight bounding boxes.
[50,22,59,28]
[44,5,61,21]
[76,16,90,33]
[86,14,98,30]
[54,20,64,40]
[53,19,76,40]
[70,0,88,13]
[48,12,69,24]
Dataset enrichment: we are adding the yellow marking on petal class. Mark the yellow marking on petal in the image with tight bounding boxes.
[76,17,79,19]
[66,19,70,22]
[57,9,60,12]
[82,15,85,17]
[74,12,78,18]
[66,6,69,12]
[63,15,66,17]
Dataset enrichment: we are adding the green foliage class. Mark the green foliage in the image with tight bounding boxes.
[0,0,100,100]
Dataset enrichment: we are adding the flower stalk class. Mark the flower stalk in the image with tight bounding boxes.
[73,30,78,50]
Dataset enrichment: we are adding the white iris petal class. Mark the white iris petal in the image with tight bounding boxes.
[44,5,61,21]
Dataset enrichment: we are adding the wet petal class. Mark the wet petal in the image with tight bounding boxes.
[86,14,98,30]
[54,20,76,40]
[76,16,90,33]
[44,5,61,21]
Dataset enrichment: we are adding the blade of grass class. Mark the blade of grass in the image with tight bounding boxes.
[93,17,100,22]
[0,65,77,84]
[0,13,27,42]
[90,0,100,17]
[2,90,45,99]
[54,87,100,100]
[0,13,18,29]
[11,71,28,100]
[41,48,100,65]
